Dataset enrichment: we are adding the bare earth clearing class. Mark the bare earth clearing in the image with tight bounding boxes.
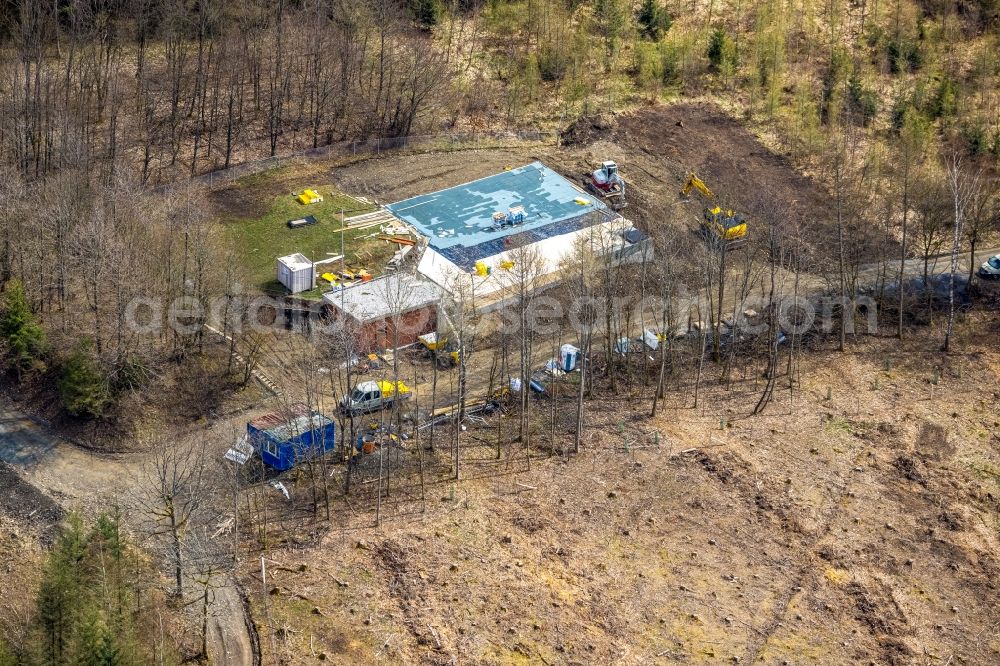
[245,323,1000,665]
[211,103,832,260]
[328,103,836,252]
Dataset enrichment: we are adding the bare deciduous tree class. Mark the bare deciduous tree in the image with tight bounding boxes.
[139,434,208,598]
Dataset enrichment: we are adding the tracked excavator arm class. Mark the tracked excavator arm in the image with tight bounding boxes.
[680,172,747,245]
[681,172,715,199]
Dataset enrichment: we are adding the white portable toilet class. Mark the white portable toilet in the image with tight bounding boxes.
[642,329,659,351]
[560,344,579,372]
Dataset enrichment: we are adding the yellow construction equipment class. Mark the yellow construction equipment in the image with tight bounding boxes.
[681,173,715,199]
[297,189,324,205]
[418,333,460,368]
[702,206,748,244]
[680,172,747,245]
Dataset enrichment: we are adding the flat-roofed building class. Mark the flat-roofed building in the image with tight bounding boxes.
[322,273,440,351]
[384,161,650,301]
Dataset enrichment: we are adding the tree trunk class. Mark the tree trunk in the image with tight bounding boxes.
[897,175,909,339]
[170,512,183,598]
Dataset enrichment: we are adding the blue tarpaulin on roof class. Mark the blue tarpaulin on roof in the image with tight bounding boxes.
[385,162,608,267]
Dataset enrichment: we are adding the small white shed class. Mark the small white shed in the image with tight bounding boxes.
[276,253,316,294]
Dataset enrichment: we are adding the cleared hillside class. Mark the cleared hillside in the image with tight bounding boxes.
[241,315,1000,664]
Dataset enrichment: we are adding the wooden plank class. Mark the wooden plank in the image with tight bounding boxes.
[377,235,416,246]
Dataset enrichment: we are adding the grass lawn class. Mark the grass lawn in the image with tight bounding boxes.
[218,176,398,297]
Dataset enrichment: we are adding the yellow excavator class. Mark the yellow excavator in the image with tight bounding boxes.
[417,332,460,369]
[681,172,748,245]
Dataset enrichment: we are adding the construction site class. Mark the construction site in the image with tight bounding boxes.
[241,104,845,315]
[3,0,1000,657]
[2,102,998,665]
[175,103,1000,664]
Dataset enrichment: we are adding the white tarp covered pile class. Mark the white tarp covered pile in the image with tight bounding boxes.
[224,435,254,465]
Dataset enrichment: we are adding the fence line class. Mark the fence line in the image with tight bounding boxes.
[158,129,560,193]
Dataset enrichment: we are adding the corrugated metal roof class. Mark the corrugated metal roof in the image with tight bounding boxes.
[250,403,332,442]
[267,413,333,442]
[250,403,311,430]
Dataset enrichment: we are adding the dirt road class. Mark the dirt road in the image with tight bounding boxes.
[0,404,257,666]
[0,407,139,504]
[0,408,61,466]
[206,580,258,666]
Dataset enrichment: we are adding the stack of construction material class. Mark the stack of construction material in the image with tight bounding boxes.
[296,189,324,205]
[287,215,317,228]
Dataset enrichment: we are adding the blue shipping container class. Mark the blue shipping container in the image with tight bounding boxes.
[247,405,336,471]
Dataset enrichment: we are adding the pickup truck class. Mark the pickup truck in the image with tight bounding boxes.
[339,380,411,416]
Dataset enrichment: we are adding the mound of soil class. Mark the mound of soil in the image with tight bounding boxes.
[560,114,617,145]
[0,462,64,541]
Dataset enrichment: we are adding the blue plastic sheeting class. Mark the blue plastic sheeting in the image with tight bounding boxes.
[385,162,607,251]
[437,211,605,271]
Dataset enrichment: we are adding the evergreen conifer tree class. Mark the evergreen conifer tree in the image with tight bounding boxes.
[57,342,110,418]
[0,279,46,378]
[36,513,87,664]
[637,0,672,40]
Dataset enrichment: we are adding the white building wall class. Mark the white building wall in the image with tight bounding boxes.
[416,217,652,301]
[416,248,465,294]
